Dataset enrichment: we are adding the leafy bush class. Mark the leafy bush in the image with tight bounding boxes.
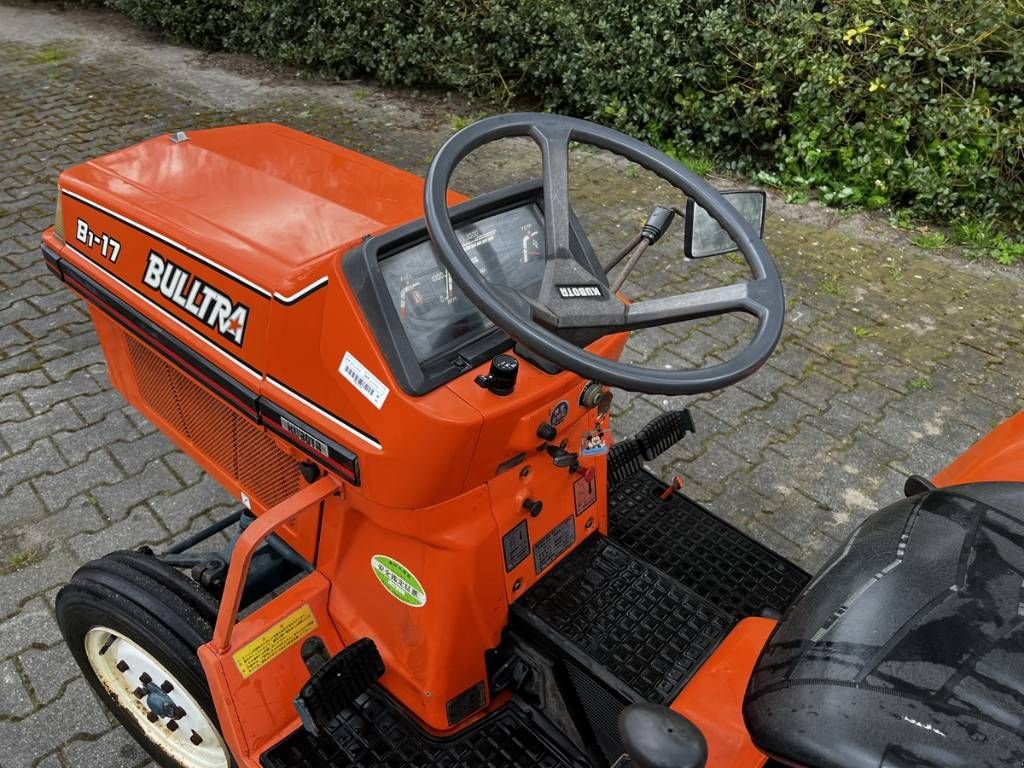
[89,0,1024,238]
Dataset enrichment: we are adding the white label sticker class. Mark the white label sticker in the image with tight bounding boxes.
[339,352,390,409]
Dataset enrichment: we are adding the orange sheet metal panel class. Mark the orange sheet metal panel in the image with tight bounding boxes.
[671,617,777,768]
[934,411,1024,486]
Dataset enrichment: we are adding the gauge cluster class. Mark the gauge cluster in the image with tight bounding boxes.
[379,204,545,363]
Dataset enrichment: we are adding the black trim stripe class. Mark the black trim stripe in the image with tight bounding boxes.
[265,376,382,450]
[43,243,363,483]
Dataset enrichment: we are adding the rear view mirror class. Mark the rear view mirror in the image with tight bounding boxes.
[684,190,766,259]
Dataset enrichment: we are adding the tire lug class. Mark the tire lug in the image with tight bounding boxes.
[116,660,130,673]
[173,706,187,720]
[160,680,174,694]
[190,731,203,746]
[133,687,146,699]
[139,672,152,685]
[147,712,160,723]
[167,720,179,732]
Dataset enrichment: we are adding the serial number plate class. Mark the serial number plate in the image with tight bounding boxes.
[534,516,575,574]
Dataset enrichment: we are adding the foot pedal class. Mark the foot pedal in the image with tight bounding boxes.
[293,637,384,736]
[635,409,695,460]
[609,439,644,486]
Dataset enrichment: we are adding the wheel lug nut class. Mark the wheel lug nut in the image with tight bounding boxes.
[133,687,146,699]
[190,731,204,745]
[139,673,152,685]
[173,706,187,720]
[116,660,130,673]
[160,681,174,693]
[167,720,179,732]
[147,712,160,723]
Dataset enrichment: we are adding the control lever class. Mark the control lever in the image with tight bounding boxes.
[546,443,579,473]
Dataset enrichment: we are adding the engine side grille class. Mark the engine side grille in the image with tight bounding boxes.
[124,334,302,509]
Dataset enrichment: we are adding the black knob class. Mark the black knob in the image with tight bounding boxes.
[522,498,543,518]
[475,354,519,396]
[537,422,557,441]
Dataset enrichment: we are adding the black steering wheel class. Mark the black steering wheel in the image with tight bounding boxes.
[423,113,784,395]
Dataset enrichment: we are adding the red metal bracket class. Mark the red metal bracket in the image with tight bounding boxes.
[211,474,343,652]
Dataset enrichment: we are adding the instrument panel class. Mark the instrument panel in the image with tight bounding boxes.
[379,204,545,362]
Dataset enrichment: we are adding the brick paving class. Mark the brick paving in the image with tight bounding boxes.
[0,4,1022,766]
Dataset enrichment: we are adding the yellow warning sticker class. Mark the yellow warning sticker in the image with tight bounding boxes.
[232,604,318,679]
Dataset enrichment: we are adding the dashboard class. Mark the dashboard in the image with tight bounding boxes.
[343,180,603,396]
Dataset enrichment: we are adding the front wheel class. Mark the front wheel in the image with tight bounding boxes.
[56,551,233,768]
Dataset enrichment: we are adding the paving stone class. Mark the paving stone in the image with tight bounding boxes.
[0,552,76,622]
[107,431,175,477]
[0,658,34,717]
[19,644,80,705]
[34,449,123,512]
[0,678,111,768]
[63,726,152,768]
[68,390,125,426]
[68,506,167,563]
[52,410,137,465]
[22,370,101,415]
[89,459,182,521]
[0,439,65,496]
[147,474,235,534]
[3,401,84,453]
[0,480,46,528]
[0,598,61,657]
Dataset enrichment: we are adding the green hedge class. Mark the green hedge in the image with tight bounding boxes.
[92,0,1024,235]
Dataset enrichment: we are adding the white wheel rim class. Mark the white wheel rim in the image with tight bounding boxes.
[84,627,230,768]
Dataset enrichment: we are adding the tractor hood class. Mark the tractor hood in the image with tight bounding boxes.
[58,123,431,296]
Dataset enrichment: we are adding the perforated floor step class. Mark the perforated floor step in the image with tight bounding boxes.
[608,470,810,621]
[513,535,732,704]
[261,690,584,768]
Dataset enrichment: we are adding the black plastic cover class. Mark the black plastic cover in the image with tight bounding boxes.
[744,482,1024,768]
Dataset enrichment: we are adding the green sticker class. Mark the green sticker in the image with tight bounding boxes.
[371,555,427,608]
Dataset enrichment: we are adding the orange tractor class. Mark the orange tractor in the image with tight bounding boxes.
[40,114,1024,768]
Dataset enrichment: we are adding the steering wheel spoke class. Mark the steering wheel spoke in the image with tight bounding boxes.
[624,279,772,331]
[529,122,575,263]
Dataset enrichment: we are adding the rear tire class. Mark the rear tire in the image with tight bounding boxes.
[56,550,234,768]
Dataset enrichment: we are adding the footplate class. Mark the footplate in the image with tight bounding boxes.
[608,471,809,620]
[513,536,731,704]
[261,690,583,768]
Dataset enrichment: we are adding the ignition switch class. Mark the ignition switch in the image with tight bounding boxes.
[579,382,613,416]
